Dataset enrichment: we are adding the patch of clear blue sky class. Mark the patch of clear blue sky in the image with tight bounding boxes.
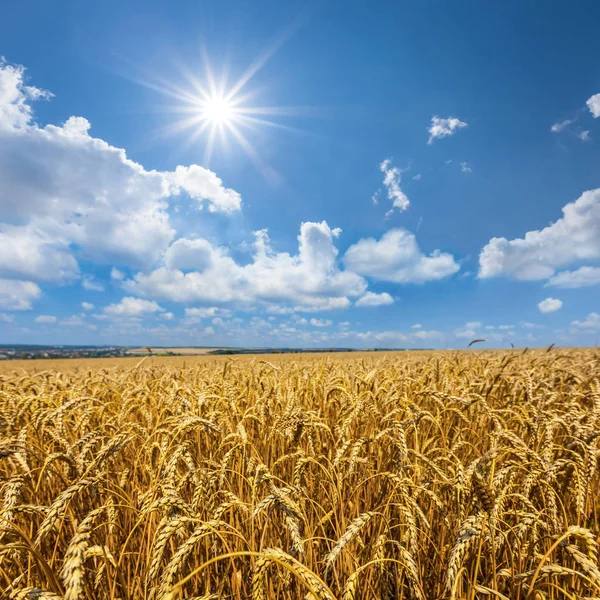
[1,0,599,346]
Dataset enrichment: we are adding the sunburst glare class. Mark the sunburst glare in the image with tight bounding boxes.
[138,41,313,182]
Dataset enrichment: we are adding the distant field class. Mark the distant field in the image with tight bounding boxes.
[0,353,220,373]
[0,347,584,374]
[125,346,222,355]
[0,349,419,373]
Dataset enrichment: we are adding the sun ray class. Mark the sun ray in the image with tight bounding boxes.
[225,121,282,184]
[203,123,218,166]
[235,114,309,136]
[236,105,321,117]
[225,11,309,100]
[201,44,220,99]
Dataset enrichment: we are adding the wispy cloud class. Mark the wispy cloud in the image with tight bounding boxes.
[82,276,105,292]
[428,116,467,144]
[578,130,591,141]
[550,119,573,132]
[550,116,590,142]
[378,159,409,216]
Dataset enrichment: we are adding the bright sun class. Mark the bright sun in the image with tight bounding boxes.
[200,95,234,125]
[145,49,308,179]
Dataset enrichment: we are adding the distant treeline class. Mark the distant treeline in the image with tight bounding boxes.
[208,347,431,355]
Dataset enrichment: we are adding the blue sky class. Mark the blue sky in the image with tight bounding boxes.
[0,0,599,348]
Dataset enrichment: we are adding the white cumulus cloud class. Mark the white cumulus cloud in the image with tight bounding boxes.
[355,291,394,307]
[546,266,600,288]
[427,116,467,144]
[164,238,218,272]
[520,321,545,330]
[35,315,56,324]
[167,165,241,213]
[310,318,332,327]
[455,321,482,339]
[0,225,79,284]
[587,93,600,118]
[343,228,459,283]
[538,297,563,313]
[413,329,442,341]
[103,297,164,318]
[571,312,600,330]
[479,189,600,281]
[125,221,366,310]
[81,302,94,311]
[0,58,53,130]
[61,315,95,328]
[0,279,41,310]
[184,307,232,321]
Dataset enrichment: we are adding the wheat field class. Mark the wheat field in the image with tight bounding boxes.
[1,348,599,600]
